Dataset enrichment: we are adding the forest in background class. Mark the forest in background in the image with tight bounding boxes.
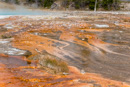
[0,0,121,10]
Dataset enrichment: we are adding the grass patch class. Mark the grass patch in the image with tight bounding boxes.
[1,34,12,39]
[39,55,69,74]
[29,54,69,74]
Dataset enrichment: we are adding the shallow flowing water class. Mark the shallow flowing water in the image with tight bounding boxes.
[0,7,130,86]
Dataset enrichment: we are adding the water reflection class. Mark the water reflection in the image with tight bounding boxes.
[0,3,60,15]
[0,56,28,68]
[0,11,130,84]
[0,8,60,15]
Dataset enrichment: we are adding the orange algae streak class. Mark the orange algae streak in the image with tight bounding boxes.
[13,32,60,54]
[1,14,130,86]
[0,59,129,87]
[0,55,28,87]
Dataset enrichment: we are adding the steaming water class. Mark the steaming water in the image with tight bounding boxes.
[0,7,63,19]
[0,8,59,15]
[0,3,61,16]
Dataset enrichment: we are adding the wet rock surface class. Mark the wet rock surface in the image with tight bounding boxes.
[0,39,31,56]
[0,12,130,86]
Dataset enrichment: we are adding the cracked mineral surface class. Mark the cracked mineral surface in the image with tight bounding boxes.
[0,12,130,87]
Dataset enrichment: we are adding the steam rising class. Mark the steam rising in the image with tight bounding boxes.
[0,2,57,15]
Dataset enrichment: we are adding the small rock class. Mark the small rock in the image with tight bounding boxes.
[119,31,123,33]
[82,38,85,41]
[81,69,85,74]
[95,24,109,28]
[63,72,69,75]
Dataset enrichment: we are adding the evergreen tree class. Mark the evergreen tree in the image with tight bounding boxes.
[102,0,120,10]
[2,0,121,10]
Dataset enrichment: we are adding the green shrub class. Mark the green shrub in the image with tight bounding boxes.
[39,55,69,74]
[29,54,69,74]
[102,0,120,10]
[1,34,12,39]
[44,0,54,8]
[5,0,9,3]
[15,0,19,4]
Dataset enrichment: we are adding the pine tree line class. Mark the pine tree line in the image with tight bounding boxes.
[3,0,121,10]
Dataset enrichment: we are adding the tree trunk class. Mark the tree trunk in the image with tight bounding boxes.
[94,0,98,12]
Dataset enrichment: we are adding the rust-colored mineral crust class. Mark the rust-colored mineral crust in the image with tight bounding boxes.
[0,13,130,87]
